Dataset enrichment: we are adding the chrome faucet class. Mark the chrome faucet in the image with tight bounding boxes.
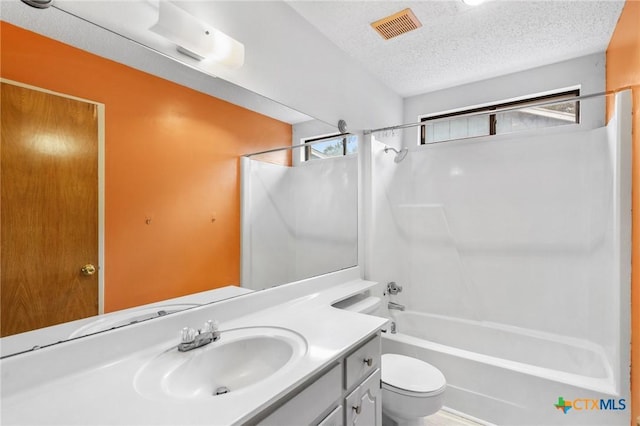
[178,320,220,352]
[388,301,405,311]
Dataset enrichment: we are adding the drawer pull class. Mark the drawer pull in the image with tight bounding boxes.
[352,405,361,414]
[363,357,373,367]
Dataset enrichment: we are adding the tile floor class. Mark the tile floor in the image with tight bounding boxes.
[422,410,486,426]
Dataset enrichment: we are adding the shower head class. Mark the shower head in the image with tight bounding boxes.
[384,146,409,163]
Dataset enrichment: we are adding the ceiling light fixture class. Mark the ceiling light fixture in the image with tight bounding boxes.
[149,2,244,68]
[20,0,53,8]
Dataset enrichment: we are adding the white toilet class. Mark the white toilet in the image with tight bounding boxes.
[333,293,447,426]
[381,353,446,426]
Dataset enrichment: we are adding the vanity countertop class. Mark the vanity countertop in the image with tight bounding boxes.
[0,276,385,425]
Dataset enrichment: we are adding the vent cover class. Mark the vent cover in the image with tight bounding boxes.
[371,8,422,40]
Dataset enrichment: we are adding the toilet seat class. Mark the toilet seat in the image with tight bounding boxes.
[381,354,446,397]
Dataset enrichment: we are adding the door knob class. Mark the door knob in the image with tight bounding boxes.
[81,264,97,276]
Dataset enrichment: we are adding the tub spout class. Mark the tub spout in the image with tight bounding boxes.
[388,301,405,311]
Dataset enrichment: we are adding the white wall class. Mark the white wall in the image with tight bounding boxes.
[401,53,606,148]
[186,1,403,131]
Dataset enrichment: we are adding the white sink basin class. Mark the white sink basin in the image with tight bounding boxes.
[134,327,307,400]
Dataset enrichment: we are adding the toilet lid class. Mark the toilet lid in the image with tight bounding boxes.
[381,354,446,394]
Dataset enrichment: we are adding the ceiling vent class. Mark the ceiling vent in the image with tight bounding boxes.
[371,8,422,40]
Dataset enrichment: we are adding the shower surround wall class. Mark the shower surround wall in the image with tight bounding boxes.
[241,155,358,290]
[368,94,631,424]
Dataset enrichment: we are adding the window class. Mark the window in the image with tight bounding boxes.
[420,90,580,145]
[303,134,357,161]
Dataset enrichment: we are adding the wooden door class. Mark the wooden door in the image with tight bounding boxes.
[1,82,99,337]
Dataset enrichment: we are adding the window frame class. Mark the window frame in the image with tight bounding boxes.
[419,89,580,145]
[302,133,354,162]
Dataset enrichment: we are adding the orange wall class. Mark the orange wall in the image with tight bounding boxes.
[1,22,292,312]
[606,1,640,423]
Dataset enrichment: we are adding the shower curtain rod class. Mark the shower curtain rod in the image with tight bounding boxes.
[244,132,351,158]
[363,90,617,135]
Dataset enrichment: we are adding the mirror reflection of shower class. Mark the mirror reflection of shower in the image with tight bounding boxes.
[383,146,409,163]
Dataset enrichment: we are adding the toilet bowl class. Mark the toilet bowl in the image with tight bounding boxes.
[332,293,447,426]
[381,353,446,426]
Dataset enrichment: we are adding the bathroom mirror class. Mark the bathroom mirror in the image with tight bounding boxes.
[0,0,358,355]
[241,140,359,291]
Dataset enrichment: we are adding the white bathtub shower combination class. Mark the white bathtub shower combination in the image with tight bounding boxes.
[370,93,631,426]
[241,154,358,291]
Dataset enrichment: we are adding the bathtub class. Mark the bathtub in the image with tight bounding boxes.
[381,311,629,426]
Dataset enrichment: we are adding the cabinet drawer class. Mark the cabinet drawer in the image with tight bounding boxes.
[344,335,380,391]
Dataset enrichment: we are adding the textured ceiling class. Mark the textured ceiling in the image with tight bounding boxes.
[287,0,625,97]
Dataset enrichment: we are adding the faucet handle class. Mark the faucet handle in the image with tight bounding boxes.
[180,327,197,343]
[386,281,403,295]
[201,320,219,333]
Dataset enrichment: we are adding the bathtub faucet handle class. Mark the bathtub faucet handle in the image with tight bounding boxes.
[386,281,403,295]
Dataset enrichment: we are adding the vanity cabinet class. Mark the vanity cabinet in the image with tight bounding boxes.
[343,334,382,426]
[345,334,380,389]
[317,405,344,426]
[254,333,381,426]
[255,364,342,426]
[345,369,382,426]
